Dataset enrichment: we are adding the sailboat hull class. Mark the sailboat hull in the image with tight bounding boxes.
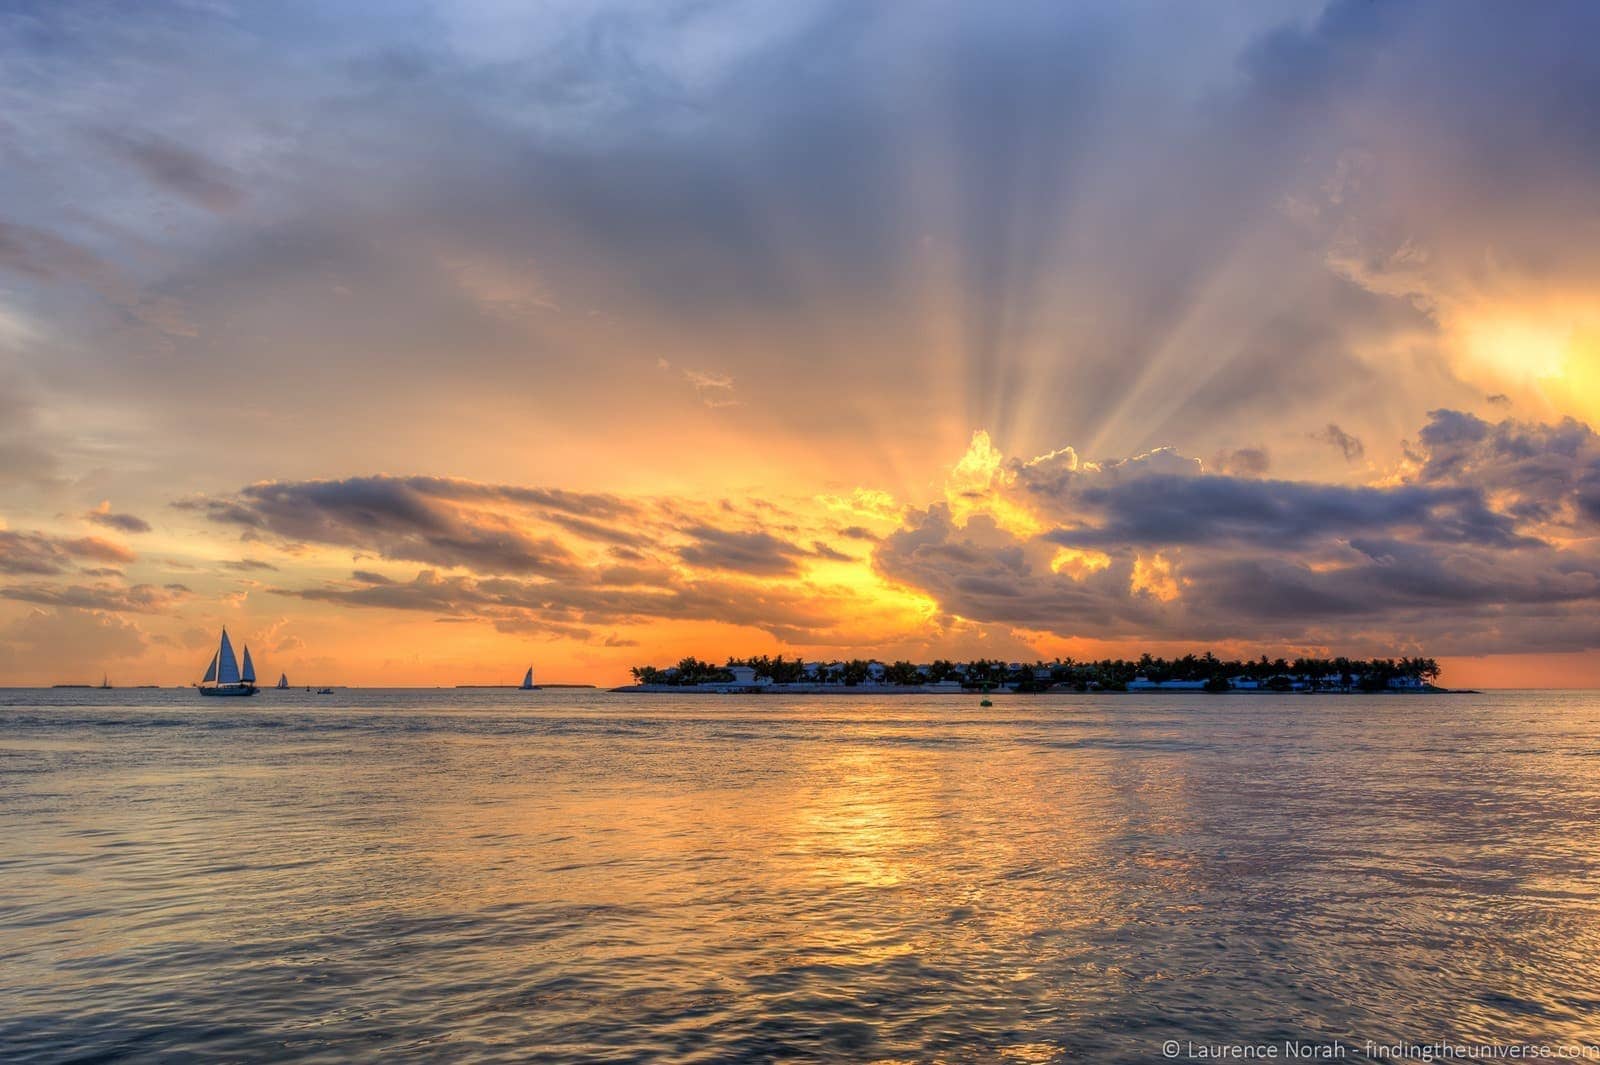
[199,685,258,697]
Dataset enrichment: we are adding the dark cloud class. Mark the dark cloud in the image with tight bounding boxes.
[1055,475,1526,551]
[809,540,855,562]
[278,565,853,643]
[876,410,1600,656]
[676,526,805,576]
[1411,409,1600,526]
[0,581,189,613]
[187,472,860,640]
[0,530,136,575]
[84,508,153,534]
[191,476,585,577]
[1312,423,1365,463]
[1211,447,1271,477]
[92,129,244,213]
[220,558,278,572]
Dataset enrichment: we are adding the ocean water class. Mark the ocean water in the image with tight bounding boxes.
[2,688,1598,1063]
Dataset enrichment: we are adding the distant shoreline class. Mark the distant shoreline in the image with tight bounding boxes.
[452,684,597,689]
[610,684,1477,695]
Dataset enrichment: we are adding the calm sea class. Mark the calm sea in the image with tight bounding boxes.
[2,689,1598,1063]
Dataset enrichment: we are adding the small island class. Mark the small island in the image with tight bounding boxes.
[617,653,1449,694]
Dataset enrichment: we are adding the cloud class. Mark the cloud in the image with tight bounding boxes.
[84,502,152,534]
[0,581,190,613]
[276,566,855,644]
[874,409,1600,656]
[183,476,586,577]
[92,129,244,213]
[1052,475,1525,551]
[676,525,804,575]
[682,369,739,408]
[1312,423,1365,463]
[220,558,278,572]
[0,530,136,575]
[1211,447,1270,477]
[0,608,150,680]
[177,472,904,643]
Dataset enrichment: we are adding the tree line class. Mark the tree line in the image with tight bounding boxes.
[629,653,1442,690]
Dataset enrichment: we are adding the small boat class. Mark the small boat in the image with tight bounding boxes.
[519,667,540,691]
[198,628,258,697]
[276,673,289,690]
[99,674,112,690]
[315,687,334,695]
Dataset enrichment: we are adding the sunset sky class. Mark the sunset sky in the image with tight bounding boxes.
[3,0,1600,687]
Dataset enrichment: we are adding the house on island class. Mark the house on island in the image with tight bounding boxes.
[1128,676,1209,691]
[726,666,770,688]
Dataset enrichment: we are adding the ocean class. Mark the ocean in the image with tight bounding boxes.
[2,688,1597,1062]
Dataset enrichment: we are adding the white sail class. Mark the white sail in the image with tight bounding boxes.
[241,645,256,684]
[203,651,219,683]
[277,673,289,689]
[217,630,242,686]
[521,667,534,689]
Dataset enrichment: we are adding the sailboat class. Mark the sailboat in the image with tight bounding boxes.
[520,667,539,691]
[198,628,259,697]
[99,674,111,690]
[276,673,289,690]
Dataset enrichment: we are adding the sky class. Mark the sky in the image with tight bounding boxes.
[2,0,1600,687]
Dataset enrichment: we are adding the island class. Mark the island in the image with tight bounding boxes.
[615,653,1449,694]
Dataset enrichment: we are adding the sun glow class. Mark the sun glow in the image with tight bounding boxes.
[1455,303,1600,425]
[1130,553,1182,602]
[946,430,1043,537]
[1049,546,1111,579]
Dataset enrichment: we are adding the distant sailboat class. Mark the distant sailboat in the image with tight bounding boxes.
[520,667,539,691]
[276,673,289,689]
[198,628,258,697]
[99,674,111,690]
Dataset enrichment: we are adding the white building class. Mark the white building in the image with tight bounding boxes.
[728,665,769,687]
[1129,676,1209,691]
